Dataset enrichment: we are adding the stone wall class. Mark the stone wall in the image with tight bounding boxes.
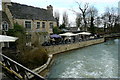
[14,19,57,34]
[14,19,57,44]
[44,38,105,55]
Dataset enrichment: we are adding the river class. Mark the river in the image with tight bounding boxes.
[47,39,119,78]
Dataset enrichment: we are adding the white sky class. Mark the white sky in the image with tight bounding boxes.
[1,0,120,25]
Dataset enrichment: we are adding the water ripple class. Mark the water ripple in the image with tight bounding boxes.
[47,39,119,78]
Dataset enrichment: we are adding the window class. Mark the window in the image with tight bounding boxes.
[2,21,8,31]
[42,22,45,28]
[25,21,31,29]
[37,22,40,29]
[50,22,53,29]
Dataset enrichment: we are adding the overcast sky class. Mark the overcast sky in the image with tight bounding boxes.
[1,0,120,25]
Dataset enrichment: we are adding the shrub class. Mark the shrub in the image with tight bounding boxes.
[53,26,61,34]
[21,47,48,69]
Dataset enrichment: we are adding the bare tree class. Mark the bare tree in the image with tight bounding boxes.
[103,7,116,33]
[54,10,60,27]
[62,11,68,27]
[87,6,98,34]
[101,7,119,33]
[101,13,108,32]
[76,2,89,31]
[95,17,102,27]
[76,13,82,28]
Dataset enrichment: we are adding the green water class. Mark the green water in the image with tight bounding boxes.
[47,39,119,78]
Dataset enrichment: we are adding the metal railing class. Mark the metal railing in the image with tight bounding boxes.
[0,53,45,80]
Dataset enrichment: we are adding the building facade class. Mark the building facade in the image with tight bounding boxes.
[2,0,57,45]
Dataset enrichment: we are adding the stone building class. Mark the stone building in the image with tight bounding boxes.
[2,0,57,45]
[0,11,13,47]
[0,11,12,33]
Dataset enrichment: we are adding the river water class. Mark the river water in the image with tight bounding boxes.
[47,39,119,78]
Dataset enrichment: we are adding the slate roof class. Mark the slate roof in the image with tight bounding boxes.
[7,2,56,21]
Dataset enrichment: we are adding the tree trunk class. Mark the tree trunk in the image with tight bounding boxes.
[83,13,87,31]
[90,17,95,34]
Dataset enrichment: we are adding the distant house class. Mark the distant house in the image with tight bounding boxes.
[2,0,57,45]
[68,27,80,32]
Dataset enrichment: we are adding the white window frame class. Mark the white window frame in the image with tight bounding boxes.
[2,21,9,31]
[24,21,32,29]
[36,22,40,29]
[50,22,53,29]
[42,22,45,28]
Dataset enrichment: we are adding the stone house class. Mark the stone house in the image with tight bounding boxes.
[0,11,12,48]
[2,0,57,45]
[0,11,12,34]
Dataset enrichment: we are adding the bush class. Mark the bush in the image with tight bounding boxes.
[53,26,61,34]
[21,47,48,69]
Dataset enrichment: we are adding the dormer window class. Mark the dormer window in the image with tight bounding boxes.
[2,21,8,31]
[25,21,31,29]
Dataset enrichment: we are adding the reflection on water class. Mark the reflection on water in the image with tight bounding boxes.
[47,39,119,78]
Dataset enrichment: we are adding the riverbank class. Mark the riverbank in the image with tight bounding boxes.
[32,34,119,77]
[38,38,105,77]
[44,38,105,55]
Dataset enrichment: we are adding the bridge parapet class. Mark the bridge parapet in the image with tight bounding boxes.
[0,53,45,80]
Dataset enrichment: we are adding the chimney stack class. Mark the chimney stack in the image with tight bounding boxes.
[47,5,53,15]
[2,0,12,11]
[2,0,11,3]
